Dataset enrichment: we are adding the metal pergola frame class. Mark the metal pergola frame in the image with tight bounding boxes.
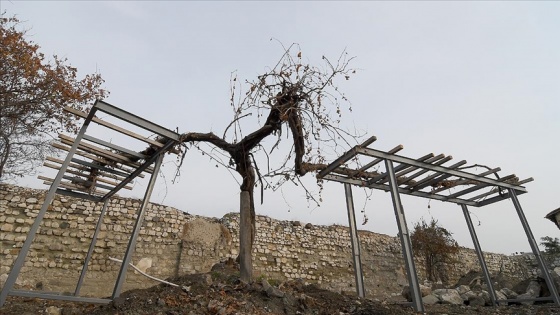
[0,100,180,307]
[317,136,560,312]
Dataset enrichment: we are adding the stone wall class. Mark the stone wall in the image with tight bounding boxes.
[0,184,529,299]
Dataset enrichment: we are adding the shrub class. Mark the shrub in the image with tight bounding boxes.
[411,218,459,284]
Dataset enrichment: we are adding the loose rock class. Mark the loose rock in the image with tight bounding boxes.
[433,289,464,305]
[422,294,440,305]
[45,306,62,315]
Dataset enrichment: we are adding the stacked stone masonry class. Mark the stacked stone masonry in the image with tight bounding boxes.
[0,184,530,299]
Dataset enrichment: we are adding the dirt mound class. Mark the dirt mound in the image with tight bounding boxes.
[1,263,559,314]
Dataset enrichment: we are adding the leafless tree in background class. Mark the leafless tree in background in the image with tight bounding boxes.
[0,15,107,181]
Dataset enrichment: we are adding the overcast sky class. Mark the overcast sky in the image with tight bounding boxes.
[3,1,560,255]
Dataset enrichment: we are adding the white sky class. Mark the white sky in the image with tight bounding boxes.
[3,1,560,255]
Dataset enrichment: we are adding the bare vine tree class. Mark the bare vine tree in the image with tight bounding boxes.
[176,44,359,281]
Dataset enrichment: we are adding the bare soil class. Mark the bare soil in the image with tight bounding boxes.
[1,263,559,315]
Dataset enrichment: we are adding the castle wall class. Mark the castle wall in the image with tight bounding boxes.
[0,184,529,299]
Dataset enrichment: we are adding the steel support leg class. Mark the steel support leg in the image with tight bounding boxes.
[509,189,560,305]
[111,154,164,299]
[0,108,97,307]
[74,199,110,296]
[461,204,497,306]
[344,183,365,298]
[385,160,424,312]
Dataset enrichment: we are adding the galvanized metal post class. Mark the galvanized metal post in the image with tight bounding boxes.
[111,153,164,299]
[385,160,424,312]
[509,189,560,305]
[74,199,110,296]
[461,204,497,306]
[344,183,365,298]
[0,108,97,307]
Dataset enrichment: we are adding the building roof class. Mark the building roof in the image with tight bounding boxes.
[545,207,560,229]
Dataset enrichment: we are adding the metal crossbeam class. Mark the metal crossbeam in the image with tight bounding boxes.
[56,189,103,202]
[70,158,131,178]
[9,290,111,304]
[408,160,467,190]
[355,147,527,192]
[317,148,358,178]
[325,174,480,206]
[431,167,501,194]
[82,134,148,160]
[358,145,403,172]
[367,153,440,185]
[94,100,180,141]
[100,140,176,202]
[398,155,454,186]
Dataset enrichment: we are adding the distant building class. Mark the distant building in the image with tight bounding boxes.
[545,207,560,230]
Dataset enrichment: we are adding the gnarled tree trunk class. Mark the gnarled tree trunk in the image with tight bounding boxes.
[239,191,253,282]
[236,154,256,282]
